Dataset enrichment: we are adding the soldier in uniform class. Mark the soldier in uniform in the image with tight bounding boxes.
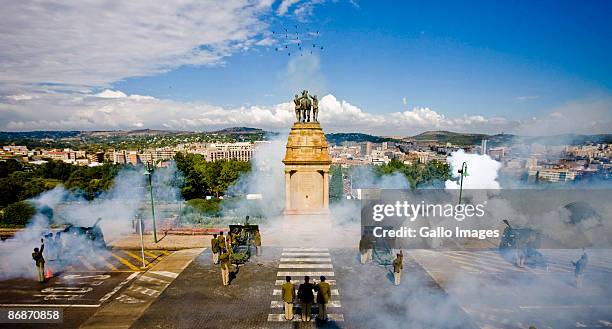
[32,238,45,283]
[572,250,588,288]
[293,94,301,122]
[309,94,319,122]
[281,276,296,321]
[219,248,231,286]
[211,233,219,264]
[297,276,315,321]
[315,276,331,321]
[254,230,262,256]
[217,231,226,251]
[393,253,403,285]
[359,234,372,264]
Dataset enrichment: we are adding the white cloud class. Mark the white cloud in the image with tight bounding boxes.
[276,0,325,20]
[0,1,274,88]
[277,0,302,15]
[513,96,612,136]
[1,89,609,136]
[5,94,34,101]
[515,95,539,101]
[95,90,127,99]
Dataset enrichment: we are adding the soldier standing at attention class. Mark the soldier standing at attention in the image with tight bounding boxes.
[281,276,296,321]
[32,238,45,283]
[359,234,372,264]
[315,276,331,321]
[211,233,219,264]
[297,276,315,321]
[393,253,403,285]
[572,250,588,288]
[219,248,230,286]
[254,230,262,256]
[217,231,226,252]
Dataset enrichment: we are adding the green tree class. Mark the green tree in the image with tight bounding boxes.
[1,201,36,226]
[329,165,344,203]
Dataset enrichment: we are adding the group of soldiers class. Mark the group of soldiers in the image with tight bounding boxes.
[359,234,404,286]
[210,228,262,286]
[293,90,319,123]
[281,275,332,322]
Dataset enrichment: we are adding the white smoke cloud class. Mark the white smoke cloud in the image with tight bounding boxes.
[445,150,501,189]
[0,163,184,280]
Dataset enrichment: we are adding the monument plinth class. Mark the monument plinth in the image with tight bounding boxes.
[283,121,331,215]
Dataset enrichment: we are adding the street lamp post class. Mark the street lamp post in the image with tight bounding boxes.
[144,163,158,243]
[457,162,468,204]
[137,216,146,268]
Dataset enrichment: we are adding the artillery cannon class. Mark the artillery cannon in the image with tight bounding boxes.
[62,217,107,249]
[227,224,259,264]
[499,220,547,268]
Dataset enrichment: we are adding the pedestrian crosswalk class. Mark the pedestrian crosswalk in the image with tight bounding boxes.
[267,247,345,323]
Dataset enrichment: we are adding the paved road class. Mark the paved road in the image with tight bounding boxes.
[132,247,475,329]
[411,249,612,329]
[0,248,173,329]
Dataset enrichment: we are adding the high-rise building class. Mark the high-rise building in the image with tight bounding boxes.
[481,139,488,155]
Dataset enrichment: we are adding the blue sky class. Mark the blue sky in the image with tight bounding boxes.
[114,0,611,119]
[1,1,610,134]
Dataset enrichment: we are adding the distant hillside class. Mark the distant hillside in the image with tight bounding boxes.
[212,127,267,134]
[325,132,397,145]
[0,131,81,140]
[411,131,489,146]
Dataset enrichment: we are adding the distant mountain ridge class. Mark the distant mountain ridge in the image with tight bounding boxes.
[1,128,610,146]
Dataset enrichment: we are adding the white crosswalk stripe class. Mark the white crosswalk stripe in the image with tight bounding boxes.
[278,264,333,269]
[277,271,335,277]
[280,257,332,262]
[267,313,345,322]
[282,252,331,257]
[271,300,342,308]
[273,289,339,296]
[275,279,336,285]
[283,248,329,252]
[268,247,344,322]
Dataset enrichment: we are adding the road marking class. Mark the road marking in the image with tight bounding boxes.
[99,272,139,302]
[144,250,160,258]
[275,279,336,285]
[278,264,333,269]
[519,305,612,309]
[0,303,100,308]
[149,271,178,279]
[277,271,335,277]
[270,300,341,308]
[78,256,97,271]
[267,313,344,322]
[110,253,142,271]
[273,289,339,296]
[280,257,332,262]
[282,252,330,257]
[283,248,329,252]
[123,250,151,266]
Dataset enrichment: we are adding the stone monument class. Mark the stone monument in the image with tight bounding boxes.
[283,90,331,215]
